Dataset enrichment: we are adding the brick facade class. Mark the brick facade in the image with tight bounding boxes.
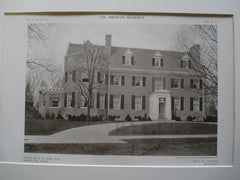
[38,35,205,121]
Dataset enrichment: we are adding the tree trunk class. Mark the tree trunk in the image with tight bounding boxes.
[87,104,91,125]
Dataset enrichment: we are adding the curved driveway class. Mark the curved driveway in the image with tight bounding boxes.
[25,121,217,144]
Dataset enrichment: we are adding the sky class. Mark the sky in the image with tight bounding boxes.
[44,23,183,66]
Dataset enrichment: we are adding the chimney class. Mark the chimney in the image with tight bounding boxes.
[105,34,111,56]
[189,44,200,61]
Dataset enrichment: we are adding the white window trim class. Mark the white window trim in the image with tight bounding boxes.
[99,94,105,109]
[193,97,200,111]
[171,78,180,89]
[173,97,180,110]
[154,77,164,91]
[113,74,122,86]
[180,59,190,69]
[153,57,163,67]
[67,92,72,108]
[135,96,142,111]
[124,55,132,65]
[113,95,121,110]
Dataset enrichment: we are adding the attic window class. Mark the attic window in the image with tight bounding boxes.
[180,54,191,68]
[152,57,163,67]
[122,55,134,65]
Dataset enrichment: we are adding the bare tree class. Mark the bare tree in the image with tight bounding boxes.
[74,41,108,124]
[26,23,63,105]
[173,25,218,106]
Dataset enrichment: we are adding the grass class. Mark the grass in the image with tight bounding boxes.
[109,122,217,136]
[25,137,217,156]
[25,119,118,135]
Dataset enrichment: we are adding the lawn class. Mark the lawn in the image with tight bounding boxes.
[25,137,217,156]
[109,122,217,136]
[25,119,119,135]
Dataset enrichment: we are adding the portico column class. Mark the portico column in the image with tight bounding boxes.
[165,95,171,120]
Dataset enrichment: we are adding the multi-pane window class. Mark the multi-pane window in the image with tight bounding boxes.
[64,92,75,108]
[171,97,184,111]
[193,98,199,111]
[132,76,146,87]
[135,96,142,110]
[97,93,105,109]
[152,57,163,67]
[180,60,191,68]
[77,92,86,108]
[171,78,180,88]
[122,55,134,65]
[131,95,146,110]
[110,74,125,86]
[190,97,203,111]
[190,79,202,89]
[65,71,76,82]
[113,95,121,110]
[50,97,60,108]
[97,72,105,83]
[153,77,165,90]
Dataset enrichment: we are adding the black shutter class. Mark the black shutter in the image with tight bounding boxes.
[110,75,114,85]
[105,73,108,85]
[122,56,125,64]
[65,72,68,82]
[190,97,193,111]
[142,96,146,110]
[97,72,100,82]
[163,77,166,89]
[171,97,174,110]
[181,79,184,88]
[180,97,184,111]
[97,93,100,108]
[131,56,134,65]
[121,95,124,109]
[71,92,75,107]
[64,92,67,107]
[132,76,135,86]
[152,58,155,66]
[131,95,135,109]
[190,79,194,88]
[180,60,183,68]
[199,97,203,111]
[171,78,174,88]
[188,61,192,68]
[110,95,113,109]
[142,77,146,87]
[72,71,76,82]
[105,94,108,109]
[161,58,163,67]
[121,76,125,86]
[152,77,155,91]
[199,79,203,89]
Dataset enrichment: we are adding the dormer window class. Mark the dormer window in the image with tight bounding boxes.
[122,49,134,65]
[180,53,191,68]
[152,51,163,67]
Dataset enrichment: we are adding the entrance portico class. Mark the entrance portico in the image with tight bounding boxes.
[149,90,171,120]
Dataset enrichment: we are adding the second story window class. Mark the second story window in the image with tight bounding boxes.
[65,71,76,82]
[132,76,146,87]
[152,77,166,91]
[97,72,105,83]
[110,74,125,86]
[171,78,180,88]
[190,79,202,89]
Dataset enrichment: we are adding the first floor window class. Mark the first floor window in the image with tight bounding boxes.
[113,95,120,110]
[50,98,60,108]
[97,93,105,109]
[42,96,46,107]
[190,97,202,111]
[67,92,72,108]
[135,96,142,110]
[64,92,75,108]
[172,97,184,111]
[131,95,146,110]
[97,72,105,83]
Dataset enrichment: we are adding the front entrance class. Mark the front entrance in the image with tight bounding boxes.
[149,91,171,120]
[158,103,165,119]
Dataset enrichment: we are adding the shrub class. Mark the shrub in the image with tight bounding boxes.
[125,115,132,121]
[51,113,55,119]
[91,115,103,122]
[187,116,193,121]
[174,116,181,121]
[108,115,116,121]
[148,116,152,121]
[56,111,63,119]
[204,116,217,122]
[45,111,51,119]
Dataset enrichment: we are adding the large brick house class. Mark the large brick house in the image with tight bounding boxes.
[38,34,205,121]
